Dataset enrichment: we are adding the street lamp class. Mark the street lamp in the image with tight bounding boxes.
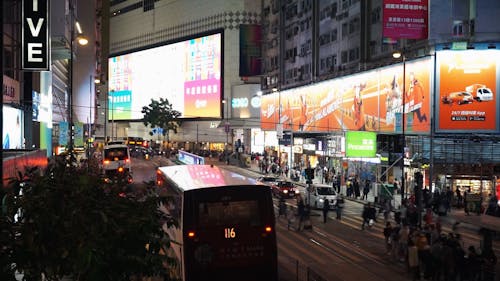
[68,4,88,153]
[393,50,406,207]
[109,90,115,141]
[222,99,229,164]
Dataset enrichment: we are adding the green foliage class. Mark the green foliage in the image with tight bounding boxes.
[141,98,181,140]
[0,154,177,281]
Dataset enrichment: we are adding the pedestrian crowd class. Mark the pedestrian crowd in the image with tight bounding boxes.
[379,199,497,281]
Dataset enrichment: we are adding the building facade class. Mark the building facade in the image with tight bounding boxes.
[259,0,500,199]
[100,0,263,154]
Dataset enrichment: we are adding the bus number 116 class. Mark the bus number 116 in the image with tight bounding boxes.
[224,228,236,238]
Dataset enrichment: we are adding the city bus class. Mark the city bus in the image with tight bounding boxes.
[156,164,278,281]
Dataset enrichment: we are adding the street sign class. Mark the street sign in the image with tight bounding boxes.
[276,123,283,139]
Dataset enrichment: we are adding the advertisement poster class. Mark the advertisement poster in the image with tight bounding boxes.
[437,50,498,131]
[108,32,221,120]
[382,0,428,40]
[2,106,23,149]
[74,122,84,147]
[260,58,431,134]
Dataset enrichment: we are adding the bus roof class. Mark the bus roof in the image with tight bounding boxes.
[157,164,263,191]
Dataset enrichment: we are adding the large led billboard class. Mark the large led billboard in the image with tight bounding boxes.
[261,57,432,134]
[436,50,499,132]
[108,31,222,120]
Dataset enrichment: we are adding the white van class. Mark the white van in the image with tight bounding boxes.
[102,144,132,182]
[306,184,338,209]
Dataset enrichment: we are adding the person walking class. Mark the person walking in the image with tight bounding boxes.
[362,180,370,200]
[383,222,394,255]
[322,197,330,223]
[481,248,497,281]
[335,195,344,220]
[297,197,306,231]
[353,178,361,199]
[278,196,287,219]
[408,240,420,280]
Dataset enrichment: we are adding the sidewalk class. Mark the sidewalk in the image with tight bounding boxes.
[242,161,492,232]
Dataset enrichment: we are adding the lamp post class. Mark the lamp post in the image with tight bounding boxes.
[68,4,88,153]
[393,50,406,207]
[222,99,229,164]
[109,90,115,141]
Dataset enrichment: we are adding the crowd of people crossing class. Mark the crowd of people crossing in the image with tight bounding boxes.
[377,199,497,281]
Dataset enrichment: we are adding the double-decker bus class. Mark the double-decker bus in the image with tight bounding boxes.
[156,164,278,281]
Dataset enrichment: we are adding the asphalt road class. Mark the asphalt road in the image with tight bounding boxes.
[131,156,500,281]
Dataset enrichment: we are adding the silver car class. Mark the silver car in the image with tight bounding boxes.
[305,184,338,209]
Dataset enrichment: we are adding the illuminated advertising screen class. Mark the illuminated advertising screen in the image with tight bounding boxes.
[108,31,222,120]
[345,131,377,158]
[261,57,432,134]
[2,106,24,149]
[437,50,499,132]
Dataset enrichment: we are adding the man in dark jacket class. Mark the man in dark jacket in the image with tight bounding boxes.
[322,197,330,223]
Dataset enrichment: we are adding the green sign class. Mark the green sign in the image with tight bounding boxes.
[345,131,377,158]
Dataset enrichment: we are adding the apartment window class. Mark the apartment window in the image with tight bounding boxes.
[331,55,337,67]
[331,3,338,17]
[341,51,348,63]
[341,0,349,10]
[349,17,360,34]
[348,48,360,61]
[342,23,348,38]
[320,58,325,71]
[331,29,338,42]
[371,7,381,24]
[143,0,154,12]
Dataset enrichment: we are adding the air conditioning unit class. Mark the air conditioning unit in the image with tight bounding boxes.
[452,20,469,38]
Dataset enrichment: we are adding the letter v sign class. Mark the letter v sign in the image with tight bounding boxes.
[27,18,45,37]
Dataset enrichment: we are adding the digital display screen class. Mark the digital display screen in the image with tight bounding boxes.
[197,200,260,227]
[2,106,24,149]
[108,32,222,120]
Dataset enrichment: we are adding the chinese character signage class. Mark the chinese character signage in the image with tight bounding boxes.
[382,0,428,40]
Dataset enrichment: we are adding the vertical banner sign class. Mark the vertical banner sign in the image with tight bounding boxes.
[22,0,50,70]
[74,122,84,147]
[59,121,68,146]
[382,0,428,40]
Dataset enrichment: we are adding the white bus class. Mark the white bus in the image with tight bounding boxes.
[156,164,278,281]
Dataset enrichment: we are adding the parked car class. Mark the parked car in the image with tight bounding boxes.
[271,180,298,198]
[306,184,338,209]
[441,91,474,105]
[256,176,280,187]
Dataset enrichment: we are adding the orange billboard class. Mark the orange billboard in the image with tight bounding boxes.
[260,57,432,134]
[437,50,498,131]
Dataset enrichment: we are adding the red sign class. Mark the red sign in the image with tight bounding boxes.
[382,0,428,40]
